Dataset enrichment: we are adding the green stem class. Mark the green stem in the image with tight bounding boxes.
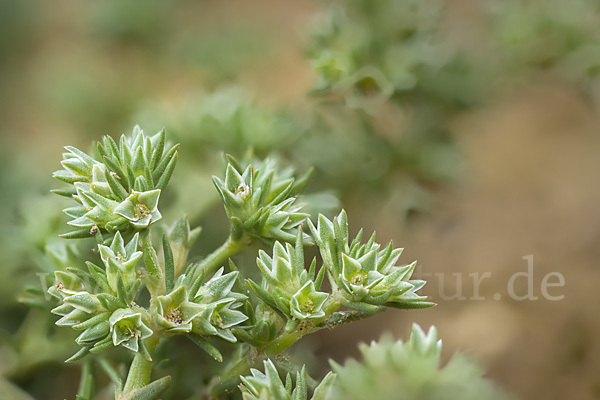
[318,307,386,329]
[262,308,385,356]
[263,329,310,356]
[122,336,159,395]
[262,293,386,356]
[261,294,340,356]
[77,359,94,400]
[210,346,264,398]
[196,235,246,277]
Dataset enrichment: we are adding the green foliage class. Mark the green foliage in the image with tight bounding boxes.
[309,211,433,310]
[53,126,178,240]
[489,0,600,84]
[310,0,477,110]
[329,324,509,400]
[240,360,336,400]
[213,157,311,243]
[30,127,470,400]
[239,324,509,400]
[5,1,583,397]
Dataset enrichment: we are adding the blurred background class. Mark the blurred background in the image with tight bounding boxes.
[1,0,600,399]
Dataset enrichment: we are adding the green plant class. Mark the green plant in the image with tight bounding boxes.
[240,324,508,400]
[34,126,510,400]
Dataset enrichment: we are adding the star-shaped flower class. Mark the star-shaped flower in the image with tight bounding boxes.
[109,308,153,353]
[340,252,386,301]
[156,286,205,334]
[290,281,328,320]
[114,190,162,230]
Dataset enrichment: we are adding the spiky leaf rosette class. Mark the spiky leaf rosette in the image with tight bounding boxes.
[309,210,433,310]
[49,234,151,361]
[240,359,336,400]
[247,230,328,322]
[329,324,510,400]
[155,264,248,360]
[213,156,312,244]
[53,125,178,239]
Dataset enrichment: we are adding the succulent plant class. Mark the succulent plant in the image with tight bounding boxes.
[109,308,153,354]
[329,324,510,400]
[213,157,312,244]
[53,125,178,240]
[240,359,336,400]
[247,230,328,323]
[39,127,509,400]
[156,285,203,334]
[308,210,433,310]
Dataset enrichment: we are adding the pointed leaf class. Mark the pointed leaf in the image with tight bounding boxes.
[163,235,174,293]
[186,334,223,362]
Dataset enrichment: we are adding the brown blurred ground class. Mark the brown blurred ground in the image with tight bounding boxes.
[2,1,600,400]
[316,85,600,400]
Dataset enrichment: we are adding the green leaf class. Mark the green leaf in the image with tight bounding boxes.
[225,154,243,173]
[163,235,174,293]
[311,372,336,400]
[65,347,91,363]
[65,145,97,167]
[187,334,223,362]
[385,301,436,310]
[73,312,110,331]
[116,273,130,304]
[142,234,161,279]
[98,358,124,392]
[103,155,129,191]
[86,262,112,294]
[90,336,114,353]
[66,267,91,282]
[246,279,288,320]
[52,188,78,197]
[314,264,326,291]
[54,170,89,184]
[98,293,126,310]
[127,376,171,400]
[131,146,146,175]
[105,168,129,200]
[66,292,101,313]
[153,144,179,183]
[155,151,178,191]
[144,166,155,189]
[60,228,93,239]
[292,366,307,400]
[76,321,110,345]
[82,190,118,211]
[138,339,153,362]
[150,128,166,170]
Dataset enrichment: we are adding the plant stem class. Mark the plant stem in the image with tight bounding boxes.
[77,360,94,400]
[262,292,342,355]
[122,336,159,395]
[262,308,386,356]
[262,329,310,356]
[262,294,386,356]
[196,235,247,277]
[210,346,264,398]
[318,307,386,329]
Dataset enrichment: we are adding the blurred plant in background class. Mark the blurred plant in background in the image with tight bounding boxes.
[1,0,600,398]
[306,0,477,203]
[488,0,600,94]
[27,126,490,400]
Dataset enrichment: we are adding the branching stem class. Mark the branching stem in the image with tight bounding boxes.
[196,234,248,277]
[122,336,159,396]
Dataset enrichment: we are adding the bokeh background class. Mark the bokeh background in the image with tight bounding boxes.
[1,0,600,399]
